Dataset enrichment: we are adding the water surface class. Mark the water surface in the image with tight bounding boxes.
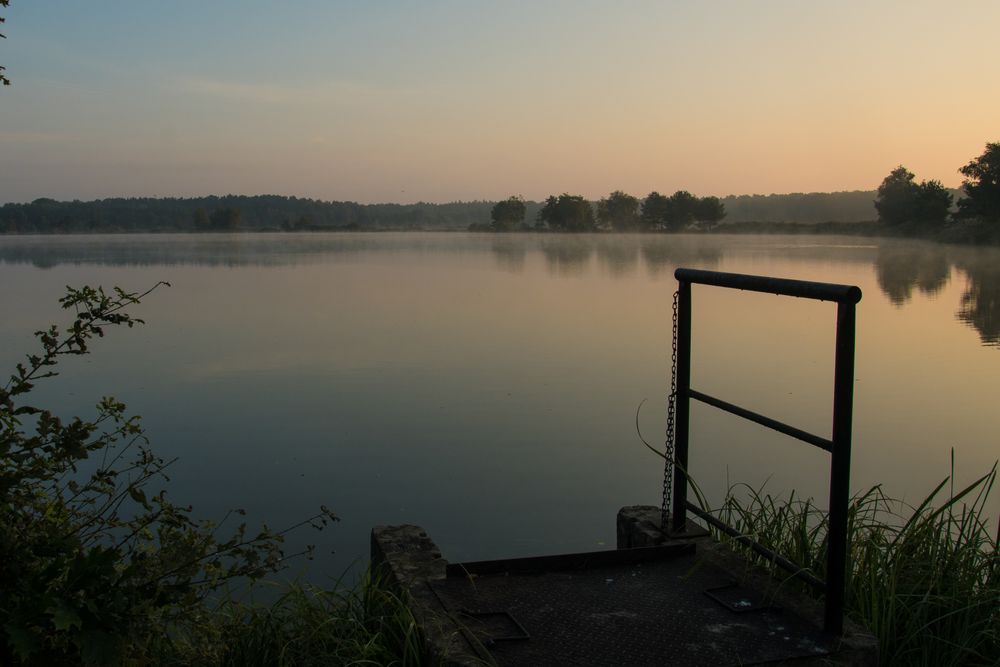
[1,233,996,581]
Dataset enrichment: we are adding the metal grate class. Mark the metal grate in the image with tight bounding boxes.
[431,548,836,666]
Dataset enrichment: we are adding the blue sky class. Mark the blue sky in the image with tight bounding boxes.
[2,1,998,203]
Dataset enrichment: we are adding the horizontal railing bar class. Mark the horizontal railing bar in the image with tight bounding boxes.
[688,388,834,453]
[675,268,862,304]
[684,502,826,592]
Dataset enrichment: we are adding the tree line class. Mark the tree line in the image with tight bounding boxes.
[486,190,726,232]
[0,192,846,235]
[486,141,1000,239]
[3,192,883,235]
[1,142,996,236]
[874,142,1000,232]
[0,196,503,234]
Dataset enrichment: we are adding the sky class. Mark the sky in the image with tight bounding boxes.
[1,0,998,204]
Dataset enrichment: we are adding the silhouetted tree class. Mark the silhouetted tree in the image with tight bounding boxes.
[665,191,698,231]
[596,190,640,231]
[640,191,670,231]
[957,142,1000,222]
[537,194,595,232]
[695,196,726,227]
[490,196,526,232]
[875,166,951,226]
[912,180,952,224]
[876,167,919,225]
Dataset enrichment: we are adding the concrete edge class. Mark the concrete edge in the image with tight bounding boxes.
[371,524,493,667]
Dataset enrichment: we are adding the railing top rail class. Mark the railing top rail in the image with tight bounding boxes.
[674,268,862,304]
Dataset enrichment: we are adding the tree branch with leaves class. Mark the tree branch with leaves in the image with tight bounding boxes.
[1,0,10,86]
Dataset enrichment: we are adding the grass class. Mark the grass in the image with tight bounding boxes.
[150,570,429,667]
[706,461,999,666]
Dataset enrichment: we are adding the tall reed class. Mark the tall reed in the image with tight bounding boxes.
[152,570,428,666]
[710,462,998,666]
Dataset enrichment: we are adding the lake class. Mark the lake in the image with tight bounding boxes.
[1,232,997,583]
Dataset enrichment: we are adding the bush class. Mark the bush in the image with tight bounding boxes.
[0,284,336,664]
[153,573,427,666]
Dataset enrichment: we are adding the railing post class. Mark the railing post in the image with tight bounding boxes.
[671,280,692,533]
[668,268,860,634]
[825,301,856,634]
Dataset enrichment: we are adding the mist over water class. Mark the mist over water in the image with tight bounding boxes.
[1,232,996,582]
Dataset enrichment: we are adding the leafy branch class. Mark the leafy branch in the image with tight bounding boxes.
[1,1,10,86]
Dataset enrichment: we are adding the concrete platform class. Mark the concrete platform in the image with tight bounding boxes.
[371,506,878,666]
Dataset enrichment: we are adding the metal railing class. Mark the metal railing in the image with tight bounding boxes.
[670,268,862,635]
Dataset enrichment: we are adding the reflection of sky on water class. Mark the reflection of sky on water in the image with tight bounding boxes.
[3,232,992,344]
[0,232,997,583]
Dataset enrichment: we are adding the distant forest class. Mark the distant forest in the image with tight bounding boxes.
[0,190,953,234]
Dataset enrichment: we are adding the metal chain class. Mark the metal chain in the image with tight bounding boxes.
[661,290,679,530]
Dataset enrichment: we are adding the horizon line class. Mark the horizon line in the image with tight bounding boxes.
[2,186,967,208]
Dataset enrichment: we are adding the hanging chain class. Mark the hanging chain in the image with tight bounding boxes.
[661,290,679,530]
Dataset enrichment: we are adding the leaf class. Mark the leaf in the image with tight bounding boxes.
[128,485,148,506]
[47,601,83,631]
[77,629,122,667]
[3,622,39,660]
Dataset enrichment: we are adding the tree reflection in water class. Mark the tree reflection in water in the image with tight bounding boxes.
[0,232,996,347]
[873,241,1000,347]
[490,238,528,273]
[540,237,594,277]
[638,237,722,276]
[874,244,950,306]
[595,238,640,277]
[955,252,1000,346]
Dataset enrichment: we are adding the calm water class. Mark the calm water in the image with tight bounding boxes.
[1,233,997,582]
